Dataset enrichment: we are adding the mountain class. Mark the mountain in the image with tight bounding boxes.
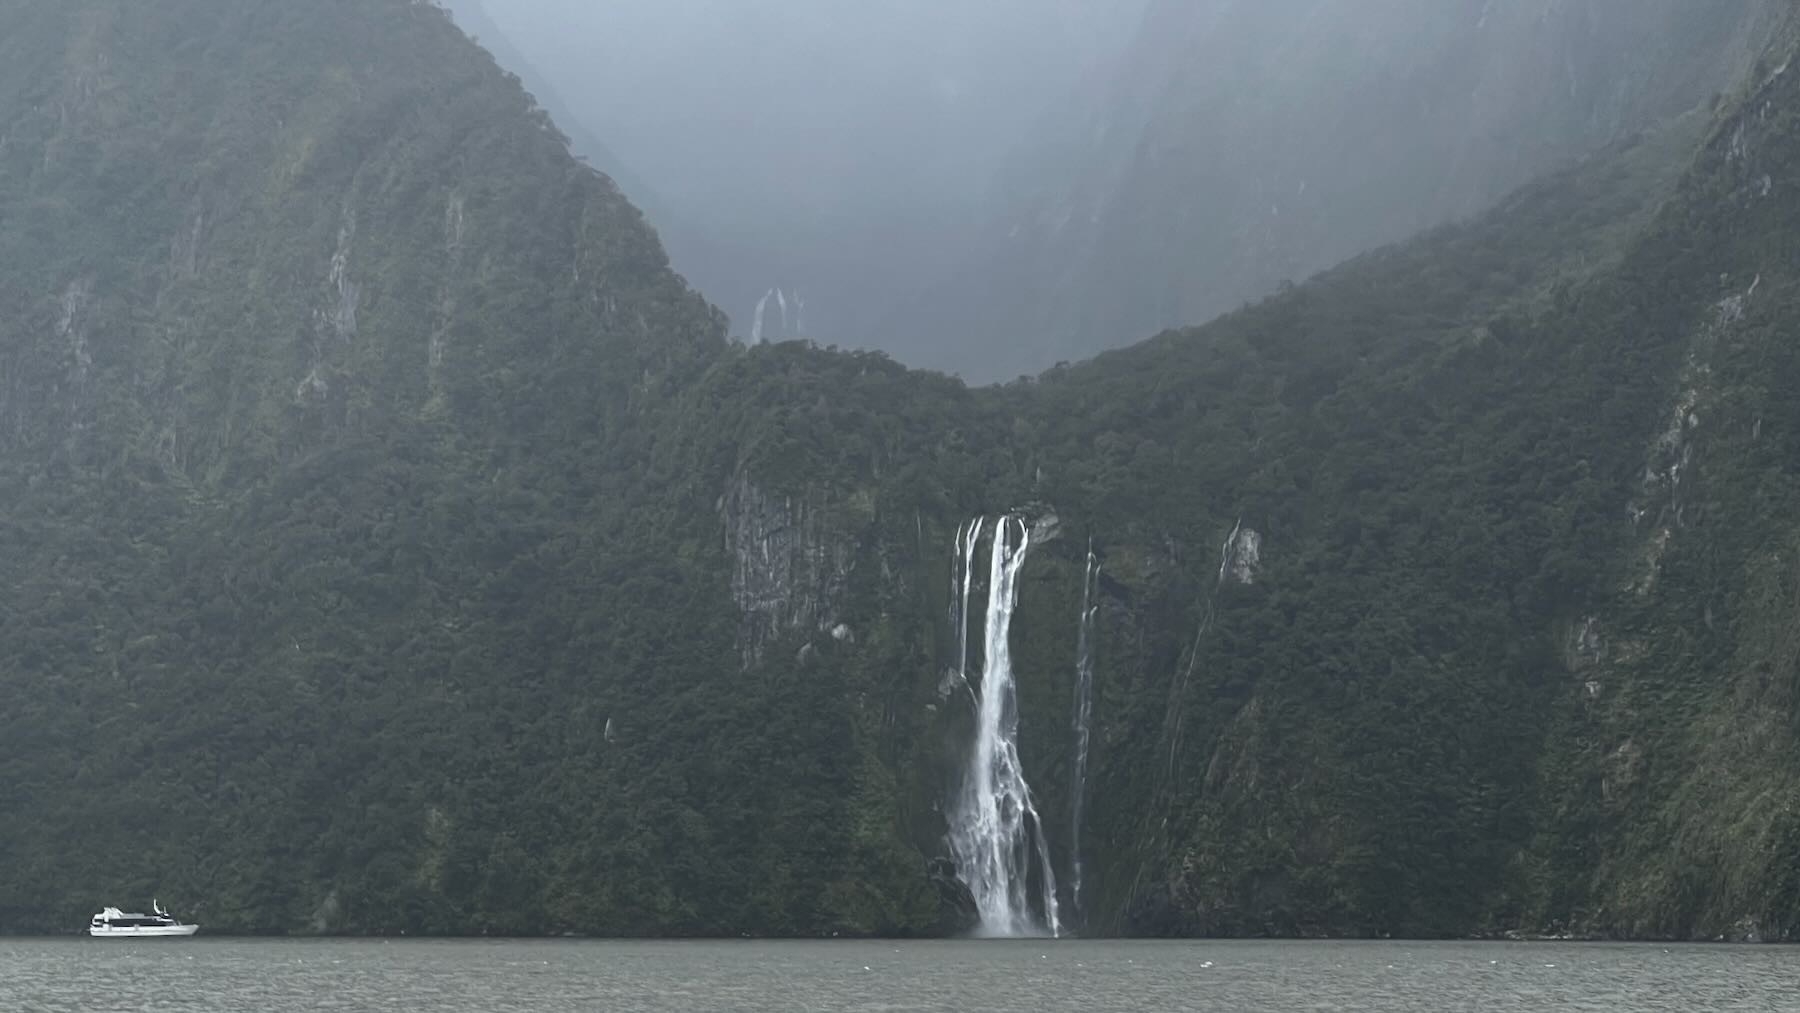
[896,0,1787,380]
[0,0,744,935]
[433,0,674,231]
[4,0,1800,943]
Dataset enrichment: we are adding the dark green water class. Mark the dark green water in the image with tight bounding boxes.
[2,938,1796,1011]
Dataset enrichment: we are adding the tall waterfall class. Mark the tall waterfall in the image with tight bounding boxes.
[948,516,1062,938]
[1068,543,1099,925]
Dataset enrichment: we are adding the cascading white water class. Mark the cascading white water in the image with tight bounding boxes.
[948,515,1061,938]
[954,517,983,691]
[750,287,805,342]
[1068,543,1099,925]
[751,290,771,343]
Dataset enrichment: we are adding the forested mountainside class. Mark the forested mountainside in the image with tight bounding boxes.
[4,0,1800,942]
[896,0,1787,380]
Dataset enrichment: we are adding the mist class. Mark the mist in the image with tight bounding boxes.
[446,0,1147,361]
[447,0,1770,381]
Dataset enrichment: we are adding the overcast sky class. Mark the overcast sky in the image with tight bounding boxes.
[461,0,1144,221]
[446,0,1150,348]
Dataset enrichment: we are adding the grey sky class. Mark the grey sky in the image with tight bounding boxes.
[448,0,1150,349]
[447,0,1771,380]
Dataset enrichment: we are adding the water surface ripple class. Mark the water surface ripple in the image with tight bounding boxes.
[3,938,1797,1011]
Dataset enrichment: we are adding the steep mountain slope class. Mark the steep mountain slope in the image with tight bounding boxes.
[681,102,1756,938]
[897,0,1785,380]
[662,12,1800,938]
[5,0,1800,943]
[0,0,875,936]
[434,0,673,229]
[1521,51,1800,938]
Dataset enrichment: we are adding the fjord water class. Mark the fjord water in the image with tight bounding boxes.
[3,939,1797,1011]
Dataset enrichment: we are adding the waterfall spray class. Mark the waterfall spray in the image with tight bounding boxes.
[1069,543,1099,925]
[948,516,1062,938]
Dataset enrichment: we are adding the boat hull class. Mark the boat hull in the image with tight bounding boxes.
[89,924,199,938]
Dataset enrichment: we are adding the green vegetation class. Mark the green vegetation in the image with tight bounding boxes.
[1,0,1799,941]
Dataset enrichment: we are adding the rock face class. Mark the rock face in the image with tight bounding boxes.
[1220,524,1262,587]
[721,475,853,667]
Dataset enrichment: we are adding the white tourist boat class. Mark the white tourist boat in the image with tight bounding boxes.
[89,900,198,938]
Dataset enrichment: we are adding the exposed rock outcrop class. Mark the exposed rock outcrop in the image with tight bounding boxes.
[720,475,854,667]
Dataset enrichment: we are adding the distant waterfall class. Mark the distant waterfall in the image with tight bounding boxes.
[749,288,805,343]
[1068,543,1099,925]
[751,291,771,343]
[1164,518,1253,780]
[948,516,1061,938]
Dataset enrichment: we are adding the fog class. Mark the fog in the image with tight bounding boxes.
[447,0,1147,361]
[446,0,1772,381]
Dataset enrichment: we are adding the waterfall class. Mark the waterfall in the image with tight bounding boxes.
[1068,543,1099,925]
[948,516,1061,938]
[751,290,772,343]
[953,517,984,694]
[749,288,806,341]
[1218,518,1243,586]
[1164,518,1247,780]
